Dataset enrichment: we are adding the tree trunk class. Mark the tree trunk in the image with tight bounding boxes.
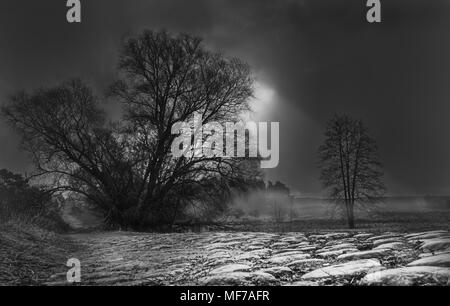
[347,202,355,229]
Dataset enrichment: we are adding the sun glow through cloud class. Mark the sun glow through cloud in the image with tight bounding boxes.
[241,81,276,124]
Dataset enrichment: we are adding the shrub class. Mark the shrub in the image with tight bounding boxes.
[0,169,68,232]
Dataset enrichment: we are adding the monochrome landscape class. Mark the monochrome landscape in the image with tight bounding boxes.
[0,0,449,287]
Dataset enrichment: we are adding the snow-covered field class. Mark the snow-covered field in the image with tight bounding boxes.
[46,229,450,286]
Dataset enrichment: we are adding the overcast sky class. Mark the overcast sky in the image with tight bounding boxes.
[1,0,450,196]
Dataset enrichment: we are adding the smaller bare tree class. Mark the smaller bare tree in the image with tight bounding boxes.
[318,114,385,229]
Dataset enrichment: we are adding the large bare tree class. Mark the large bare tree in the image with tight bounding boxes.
[1,30,260,229]
[318,114,385,228]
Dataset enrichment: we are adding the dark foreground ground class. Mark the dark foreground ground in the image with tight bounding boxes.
[0,221,78,285]
[1,212,449,286]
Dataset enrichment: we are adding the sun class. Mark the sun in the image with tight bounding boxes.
[241,81,276,123]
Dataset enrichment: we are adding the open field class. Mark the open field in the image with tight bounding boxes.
[223,211,450,232]
[42,228,450,286]
[222,196,450,232]
[1,201,449,286]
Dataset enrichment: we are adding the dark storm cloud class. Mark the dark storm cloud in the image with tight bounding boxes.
[0,0,449,195]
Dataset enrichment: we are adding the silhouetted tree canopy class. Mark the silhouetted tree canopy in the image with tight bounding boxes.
[318,114,386,228]
[267,181,290,195]
[1,30,259,229]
